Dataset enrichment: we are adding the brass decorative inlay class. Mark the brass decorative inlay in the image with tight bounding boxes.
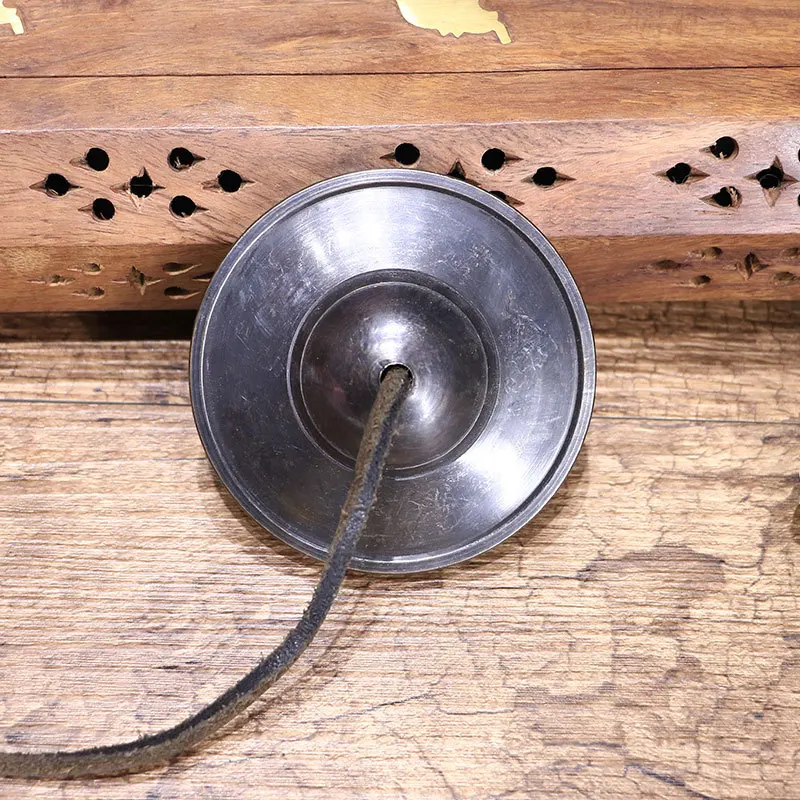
[0,0,23,34]
[396,0,510,43]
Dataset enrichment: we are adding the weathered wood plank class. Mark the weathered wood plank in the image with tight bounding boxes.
[0,402,796,799]
[1,0,799,77]
[591,302,800,424]
[1,303,799,426]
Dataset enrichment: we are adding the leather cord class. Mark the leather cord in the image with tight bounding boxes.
[0,365,413,780]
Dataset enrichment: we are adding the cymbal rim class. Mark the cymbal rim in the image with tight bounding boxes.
[190,169,595,573]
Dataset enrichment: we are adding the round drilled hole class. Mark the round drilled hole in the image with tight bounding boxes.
[708,137,738,160]
[693,275,712,286]
[168,147,200,171]
[43,173,72,197]
[85,148,109,171]
[218,169,243,193]
[170,195,199,218]
[532,167,558,187]
[393,143,420,166]
[91,198,115,221]
[666,162,692,185]
[379,362,413,386]
[481,148,506,171]
[129,170,155,198]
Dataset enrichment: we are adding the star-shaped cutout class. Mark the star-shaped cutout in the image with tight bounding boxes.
[111,266,162,296]
[745,157,796,207]
[113,168,164,209]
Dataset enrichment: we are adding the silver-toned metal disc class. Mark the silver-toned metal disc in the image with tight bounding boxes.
[190,170,595,573]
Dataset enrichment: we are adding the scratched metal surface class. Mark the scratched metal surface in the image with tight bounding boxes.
[191,171,595,572]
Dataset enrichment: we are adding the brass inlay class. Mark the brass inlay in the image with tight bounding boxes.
[0,1,23,34]
[396,0,510,43]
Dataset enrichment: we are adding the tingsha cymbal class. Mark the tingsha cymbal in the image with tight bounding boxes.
[191,170,595,573]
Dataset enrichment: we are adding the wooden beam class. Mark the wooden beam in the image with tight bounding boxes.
[3,70,800,309]
[1,0,799,76]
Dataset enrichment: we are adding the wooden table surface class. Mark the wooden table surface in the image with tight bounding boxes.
[0,302,797,798]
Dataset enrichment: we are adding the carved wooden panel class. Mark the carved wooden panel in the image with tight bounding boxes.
[3,70,800,309]
[4,10,800,309]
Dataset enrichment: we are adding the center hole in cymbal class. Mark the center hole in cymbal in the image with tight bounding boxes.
[380,362,413,385]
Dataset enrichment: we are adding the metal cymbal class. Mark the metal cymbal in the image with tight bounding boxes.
[190,170,595,573]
